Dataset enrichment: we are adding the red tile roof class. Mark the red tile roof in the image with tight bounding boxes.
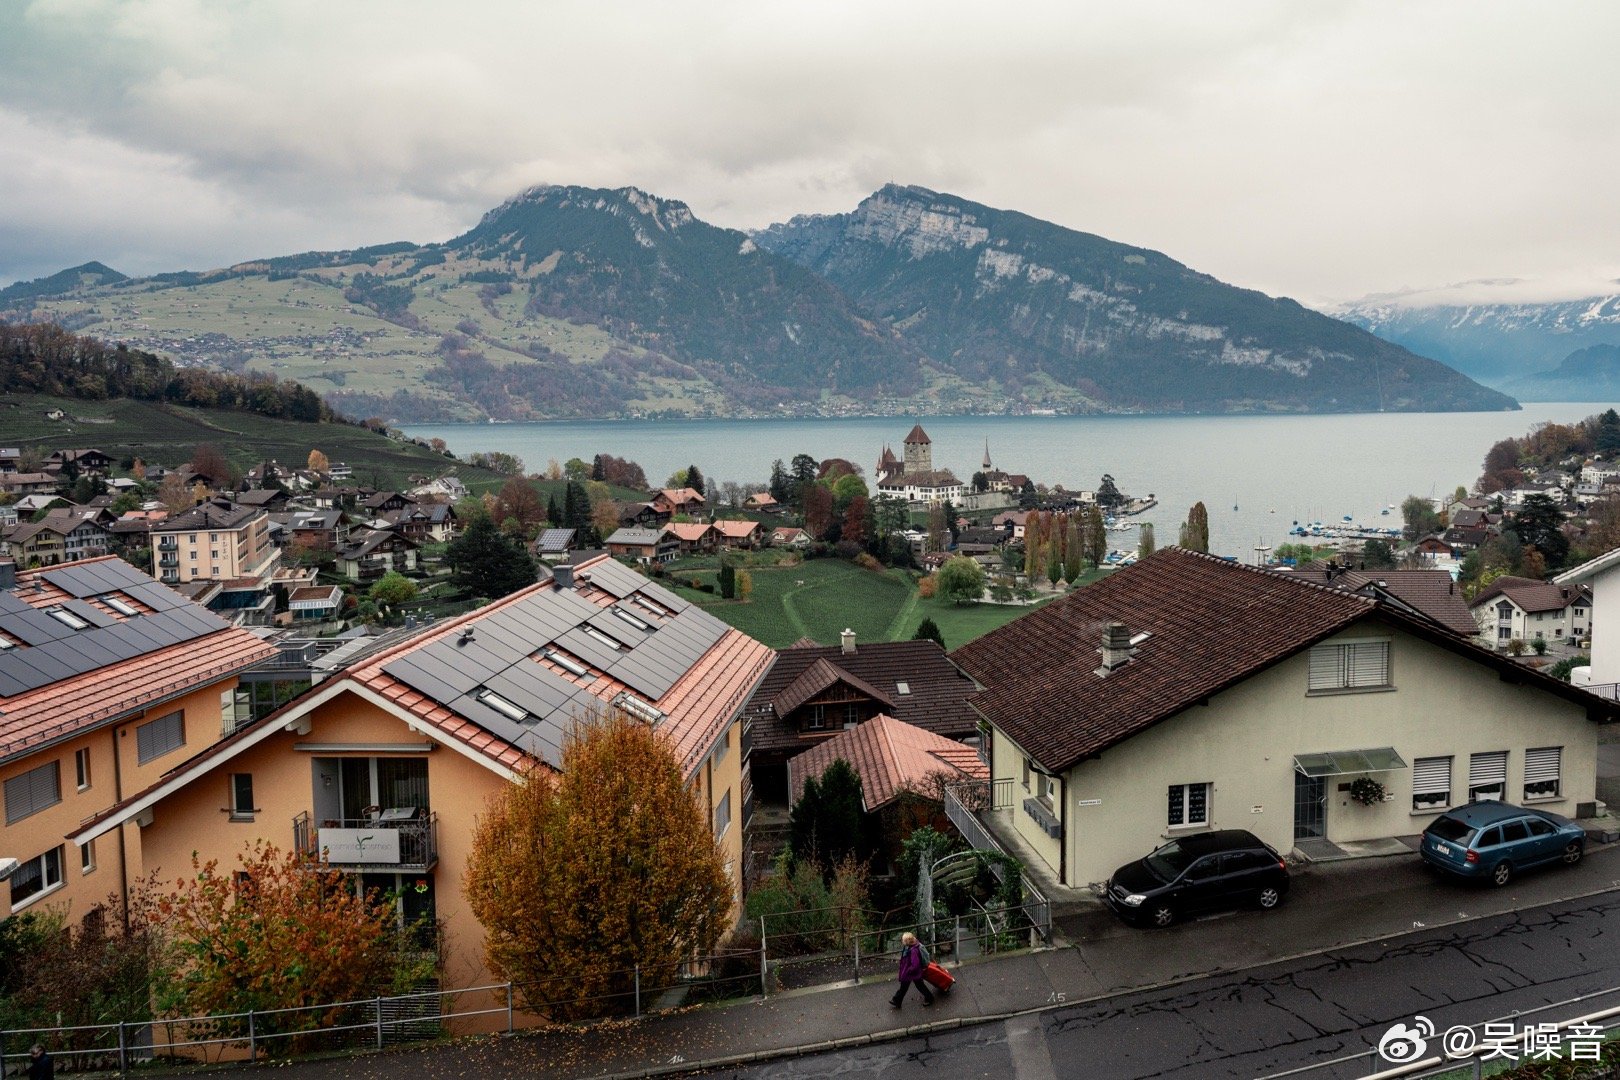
[788,715,988,811]
[1274,567,1479,637]
[0,557,277,763]
[904,425,931,445]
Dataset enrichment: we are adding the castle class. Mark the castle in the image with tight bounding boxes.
[875,425,965,504]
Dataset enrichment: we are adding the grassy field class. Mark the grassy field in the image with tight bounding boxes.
[0,392,507,490]
[661,556,1071,650]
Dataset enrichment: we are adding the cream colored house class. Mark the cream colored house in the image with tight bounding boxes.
[1556,547,1620,692]
[151,500,277,585]
[950,549,1616,890]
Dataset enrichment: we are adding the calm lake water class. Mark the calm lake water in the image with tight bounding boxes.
[403,405,1617,558]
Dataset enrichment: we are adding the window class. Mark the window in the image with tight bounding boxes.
[1307,641,1390,692]
[46,607,90,630]
[136,711,185,764]
[230,774,255,820]
[10,847,63,907]
[1168,782,1210,828]
[1524,746,1561,800]
[75,747,91,790]
[80,840,96,874]
[1527,818,1555,838]
[807,705,827,731]
[1022,757,1032,791]
[1412,756,1452,811]
[714,790,732,837]
[844,704,860,727]
[475,688,531,723]
[1468,751,1508,801]
[100,594,139,617]
[713,728,730,766]
[4,761,61,824]
[1500,820,1530,844]
[1497,627,1511,641]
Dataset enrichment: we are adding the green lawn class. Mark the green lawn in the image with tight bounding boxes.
[661,556,1062,650]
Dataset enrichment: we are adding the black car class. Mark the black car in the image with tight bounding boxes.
[1105,829,1290,928]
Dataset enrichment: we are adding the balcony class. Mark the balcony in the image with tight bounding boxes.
[159,555,179,568]
[293,810,438,871]
[157,537,178,551]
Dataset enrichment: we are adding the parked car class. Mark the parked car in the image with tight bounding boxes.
[1105,829,1290,928]
[1419,801,1585,886]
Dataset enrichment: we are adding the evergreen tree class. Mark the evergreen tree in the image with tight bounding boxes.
[446,511,539,599]
[1019,479,1038,509]
[768,459,790,503]
[1179,502,1210,553]
[912,616,945,647]
[718,558,736,600]
[1095,473,1124,511]
[1598,409,1620,455]
[547,493,562,528]
[789,759,871,874]
[685,464,704,494]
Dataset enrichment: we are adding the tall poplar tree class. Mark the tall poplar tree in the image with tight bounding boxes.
[1179,502,1210,553]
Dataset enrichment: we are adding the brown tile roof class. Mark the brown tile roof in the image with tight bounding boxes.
[775,657,896,718]
[954,548,1614,773]
[1470,576,1590,615]
[951,549,1385,772]
[904,424,931,445]
[788,715,989,812]
[745,639,979,754]
[1274,567,1479,637]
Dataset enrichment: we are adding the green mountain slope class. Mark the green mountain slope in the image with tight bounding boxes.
[754,185,1516,414]
[2,183,1514,419]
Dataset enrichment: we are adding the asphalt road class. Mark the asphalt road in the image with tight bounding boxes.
[709,888,1620,1080]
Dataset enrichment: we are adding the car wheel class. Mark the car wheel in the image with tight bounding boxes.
[1257,886,1282,910]
[1491,861,1513,887]
[1563,841,1584,867]
[1149,903,1176,928]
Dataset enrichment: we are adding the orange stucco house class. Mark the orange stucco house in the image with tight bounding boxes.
[76,555,774,994]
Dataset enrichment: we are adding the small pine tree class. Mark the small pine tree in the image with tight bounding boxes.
[913,616,945,647]
[718,559,736,600]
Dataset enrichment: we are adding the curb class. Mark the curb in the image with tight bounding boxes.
[600,875,1620,1079]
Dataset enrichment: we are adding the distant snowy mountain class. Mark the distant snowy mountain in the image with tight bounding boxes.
[1335,293,1620,387]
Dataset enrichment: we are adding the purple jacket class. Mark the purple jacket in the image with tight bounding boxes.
[897,942,928,981]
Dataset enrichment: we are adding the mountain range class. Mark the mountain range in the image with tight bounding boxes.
[1336,293,1620,395]
[0,184,1515,421]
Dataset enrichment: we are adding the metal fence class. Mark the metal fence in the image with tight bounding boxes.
[943,780,1052,943]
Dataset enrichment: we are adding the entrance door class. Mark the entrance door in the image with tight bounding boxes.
[1293,772,1327,841]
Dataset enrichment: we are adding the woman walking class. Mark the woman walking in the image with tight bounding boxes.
[890,932,934,1008]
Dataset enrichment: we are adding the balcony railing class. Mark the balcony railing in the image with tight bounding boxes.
[293,810,438,871]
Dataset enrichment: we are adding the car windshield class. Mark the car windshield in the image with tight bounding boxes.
[1144,841,1193,881]
[1427,816,1473,843]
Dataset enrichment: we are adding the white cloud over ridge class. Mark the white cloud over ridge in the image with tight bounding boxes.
[1,0,1617,306]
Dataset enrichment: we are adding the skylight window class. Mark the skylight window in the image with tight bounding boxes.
[1130,631,1153,647]
[476,688,532,724]
[542,648,590,679]
[613,691,665,726]
[896,681,911,695]
[0,634,15,650]
[631,595,672,619]
[100,595,140,617]
[47,608,90,631]
[611,605,653,633]
[584,626,629,651]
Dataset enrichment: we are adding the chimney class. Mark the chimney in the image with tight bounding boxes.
[840,628,856,655]
[1097,621,1134,674]
[0,559,14,591]
[553,565,574,590]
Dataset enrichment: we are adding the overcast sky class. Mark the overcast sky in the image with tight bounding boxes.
[2,0,1616,308]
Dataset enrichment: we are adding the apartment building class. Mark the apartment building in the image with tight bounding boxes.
[150,500,277,585]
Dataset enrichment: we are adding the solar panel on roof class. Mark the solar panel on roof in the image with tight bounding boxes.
[384,649,485,702]
[62,600,117,629]
[3,610,69,647]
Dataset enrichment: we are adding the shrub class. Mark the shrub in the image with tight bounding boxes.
[917,574,937,599]
[853,552,884,572]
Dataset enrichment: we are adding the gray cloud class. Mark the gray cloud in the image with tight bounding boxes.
[1,0,1616,307]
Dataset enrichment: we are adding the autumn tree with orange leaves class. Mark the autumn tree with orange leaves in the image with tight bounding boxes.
[464,712,731,1020]
[149,842,428,1043]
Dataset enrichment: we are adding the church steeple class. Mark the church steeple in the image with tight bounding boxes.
[983,439,992,471]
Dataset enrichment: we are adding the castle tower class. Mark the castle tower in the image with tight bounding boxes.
[903,424,932,475]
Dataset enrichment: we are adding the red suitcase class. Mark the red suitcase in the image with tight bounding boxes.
[922,961,955,993]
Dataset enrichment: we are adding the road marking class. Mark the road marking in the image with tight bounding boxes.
[1006,1014,1058,1080]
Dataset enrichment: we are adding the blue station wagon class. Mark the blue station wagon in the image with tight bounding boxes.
[1419,801,1585,886]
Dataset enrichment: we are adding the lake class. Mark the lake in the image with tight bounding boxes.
[402,405,1617,558]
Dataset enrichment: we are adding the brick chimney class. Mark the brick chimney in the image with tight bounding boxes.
[1097,621,1134,674]
[840,628,856,655]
